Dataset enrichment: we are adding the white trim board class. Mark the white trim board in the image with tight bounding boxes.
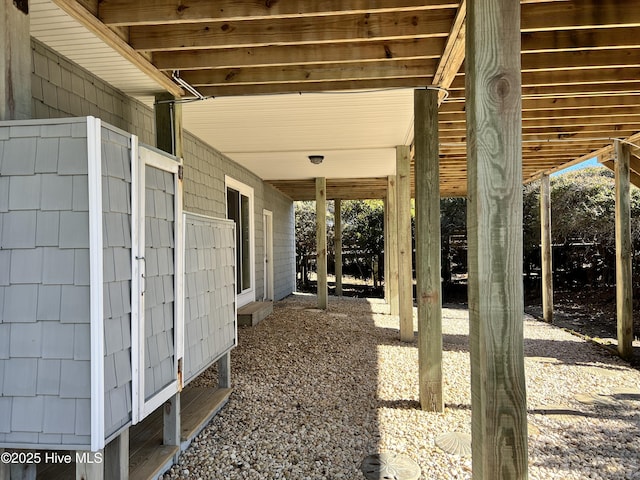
[87,116,105,451]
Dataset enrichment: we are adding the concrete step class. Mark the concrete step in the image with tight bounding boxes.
[237,301,273,327]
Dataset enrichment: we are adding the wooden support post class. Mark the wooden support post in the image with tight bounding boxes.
[387,176,399,316]
[397,146,414,342]
[0,450,8,480]
[155,93,183,457]
[0,0,31,120]
[466,0,528,478]
[316,177,328,309]
[163,394,181,459]
[383,198,389,302]
[335,199,343,297]
[76,451,104,480]
[218,350,231,388]
[540,174,553,323]
[615,140,633,360]
[415,88,443,412]
[104,429,129,480]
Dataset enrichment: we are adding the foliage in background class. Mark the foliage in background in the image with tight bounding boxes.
[295,200,385,285]
[523,167,640,287]
[295,166,640,291]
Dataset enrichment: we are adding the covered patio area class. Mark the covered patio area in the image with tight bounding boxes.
[163,293,640,480]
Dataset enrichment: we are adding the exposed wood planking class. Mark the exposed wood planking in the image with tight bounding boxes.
[440,126,640,139]
[447,82,640,100]
[520,27,640,53]
[528,132,640,179]
[31,0,640,214]
[520,0,640,31]
[442,92,640,112]
[100,0,460,26]
[450,67,640,90]
[520,49,640,72]
[181,59,440,86]
[129,10,455,51]
[431,0,466,102]
[154,38,446,71]
[154,25,640,72]
[196,77,435,96]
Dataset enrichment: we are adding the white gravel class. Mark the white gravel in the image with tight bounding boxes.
[164,293,640,480]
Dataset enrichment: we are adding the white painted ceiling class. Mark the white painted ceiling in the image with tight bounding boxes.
[182,90,414,180]
[29,0,413,181]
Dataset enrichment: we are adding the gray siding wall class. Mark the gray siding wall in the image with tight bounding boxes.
[101,125,133,437]
[143,166,177,399]
[181,133,296,302]
[32,39,154,146]
[0,119,92,449]
[33,39,295,304]
[264,185,296,301]
[183,215,236,384]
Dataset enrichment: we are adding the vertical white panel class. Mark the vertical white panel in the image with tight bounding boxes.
[130,135,144,424]
[87,116,105,450]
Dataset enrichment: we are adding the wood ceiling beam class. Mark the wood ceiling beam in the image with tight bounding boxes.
[181,59,439,86]
[100,0,460,26]
[439,106,640,123]
[440,116,640,130]
[520,0,640,32]
[528,131,640,179]
[450,67,640,90]
[521,27,640,54]
[440,114,640,129]
[440,131,638,146]
[50,0,184,96]
[448,82,640,101]
[153,38,446,71]
[431,0,466,102]
[455,49,640,76]
[440,127,640,140]
[441,94,640,113]
[195,77,433,96]
[129,10,454,51]
[520,49,640,73]
[169,46,640,96]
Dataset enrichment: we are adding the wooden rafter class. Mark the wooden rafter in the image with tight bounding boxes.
[153,38,446,71]
[129,10,455,52]
[431,0,466,102]
[99,0,460,26]
[42,0,640,198]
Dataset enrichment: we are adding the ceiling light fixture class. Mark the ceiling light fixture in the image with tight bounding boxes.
[308,155,324,165]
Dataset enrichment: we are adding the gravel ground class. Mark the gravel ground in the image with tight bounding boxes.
[164,293,640,480]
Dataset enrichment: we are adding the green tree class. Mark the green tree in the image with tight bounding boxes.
[523,166,640,287]
[295,201,317,287]
[341,200,384,281]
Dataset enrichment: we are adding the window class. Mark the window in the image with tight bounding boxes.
[225,176,255,306]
